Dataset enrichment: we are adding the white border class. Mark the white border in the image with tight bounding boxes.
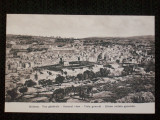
[5,102,155,114]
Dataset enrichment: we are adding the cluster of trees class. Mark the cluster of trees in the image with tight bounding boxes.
[38,79,53,87]
[36,68,110,87]
[144,61,155,72]
[55,38,74,43]
[37,74,65,86]
[7,88,19,101]
[24,79,37,87]
[122,66,134,76]
[6,79,37,101]
[27,47,48,52]
[19,87,28,96]
[55,75,65,85]
[76,68,110,81]
[131,77,155,94]
[36,68,111,87]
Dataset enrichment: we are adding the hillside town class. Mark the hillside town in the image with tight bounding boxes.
[5,34,155,103]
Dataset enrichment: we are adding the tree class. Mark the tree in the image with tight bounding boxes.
[46,79,53,85]
[24,79,37,87]
[144,61,155,72]
[122,70,128,76]
[7,88,18,101]
[77,73,83,81]
[64,71,67,76]
[55,75,65,85]
[19,87,28,96]
[35,73,38,80]
[83,70,90,80]
[82,70,97,80]
[95,71,101,77]
[105,69,110,77]
[123,66,133,75]
[97,53,102,60]
[116,59,120,63]
[100,68,110,77]
[48,71,52,75]
[88,71,95,79]
[38,79,53,87]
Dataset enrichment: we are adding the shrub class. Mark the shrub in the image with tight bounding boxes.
[19,87,28,95]
[24,79,37,87]
[144,61,155,72]
[77,73,83,81]
[38,79,53,86]
[116,92,155,103]
[83,70,96,80]
[7,88,18,100]
[100,68,110,77]
[55,75,65,85]
[113,87,132,100]
[95,71,101,77]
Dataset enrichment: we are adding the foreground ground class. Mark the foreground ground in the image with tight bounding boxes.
[5,72,155,103]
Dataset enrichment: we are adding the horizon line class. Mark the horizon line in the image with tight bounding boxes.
[6,34,154,39]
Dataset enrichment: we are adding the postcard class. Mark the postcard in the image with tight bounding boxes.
[5,14,155,113]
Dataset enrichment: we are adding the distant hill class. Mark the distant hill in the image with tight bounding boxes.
[6,34,56,45]
[6,34,154,46]
[83,35,154,41]
[82,35,154,45]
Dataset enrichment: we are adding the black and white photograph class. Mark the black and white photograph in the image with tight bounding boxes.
[5,14,155,113]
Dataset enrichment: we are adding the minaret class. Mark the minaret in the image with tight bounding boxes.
[102,52,105,59]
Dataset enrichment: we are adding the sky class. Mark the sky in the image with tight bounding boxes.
[7,14,154,38]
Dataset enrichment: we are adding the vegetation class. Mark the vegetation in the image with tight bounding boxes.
[75,68,110,81]
[19,87,28,95]
[144,61,155,72]
[7,88,18,100]
[24,79,37,87]
[99,68,110,77]
[55,75,65,85]
[38,79,53,87]
[100,76,155,103]
[122,66,134,75]
[77,73,83,80]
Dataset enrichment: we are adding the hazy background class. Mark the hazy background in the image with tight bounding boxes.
[7,14,154,38]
